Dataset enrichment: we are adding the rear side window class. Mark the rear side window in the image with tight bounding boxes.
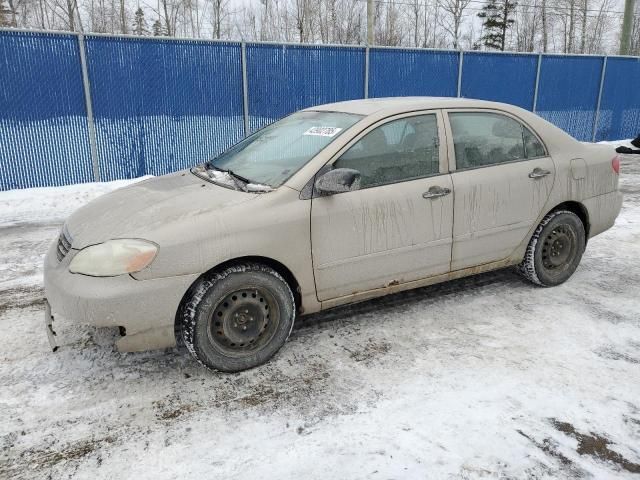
[523,127,546,158]
[449,112,546,170]
[334,114,440,189]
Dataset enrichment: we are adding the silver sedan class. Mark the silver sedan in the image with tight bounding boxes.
[44,97,623,371]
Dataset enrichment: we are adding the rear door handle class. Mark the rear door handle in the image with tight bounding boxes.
[528,168,551,179]
[422,186,451,199]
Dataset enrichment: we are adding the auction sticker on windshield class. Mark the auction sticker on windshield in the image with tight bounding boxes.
[304,127,343,137]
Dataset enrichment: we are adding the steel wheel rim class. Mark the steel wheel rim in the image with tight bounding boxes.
[541,224,577,272]
[207,287,280,357]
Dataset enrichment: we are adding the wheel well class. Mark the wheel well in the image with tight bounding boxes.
[550,201,590,237]
[174,256,302,343]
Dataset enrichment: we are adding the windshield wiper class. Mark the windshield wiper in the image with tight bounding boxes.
[206,163,252,187]
[202,162,272,193]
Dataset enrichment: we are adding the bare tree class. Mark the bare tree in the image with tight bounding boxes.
[583,0,615,53]
[556,0,578,53]
[541,0,548,51]
[119,0,126,32]
[158,0,180,36]
[88,0,112,32]
[439,0,471,49]
[375,0,402,46]
[579,0,588,52]
[257,0,289,41]
[514,2,538,52]
[630,1,640,55]
[568,0,576,52]
[316,0,362,44]
[210,0,229,39]
[0,0,12,26]
[51,0,82,31]
[0,0,625,55]
[2,0,21,26]
[317,0,330,42]
[459,14,478,49]
[407,0,422,47]
[291,0,314,42]
[237,4,258,39]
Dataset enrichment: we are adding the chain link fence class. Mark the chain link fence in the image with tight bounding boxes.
[1,28,639,190]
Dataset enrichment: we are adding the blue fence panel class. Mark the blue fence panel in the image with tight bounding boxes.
[85,36,244,181]
[461,52,538,110]
[369,48,459,98]
[246,44,365,132]
[0,31,93,190]
[2,30,640,191]
[596,57,640,141]
[535,55,604,141]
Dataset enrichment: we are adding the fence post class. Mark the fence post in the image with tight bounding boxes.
[364,46,370,99]
[532,53,542,113]
[77,33,101,182]
[457,50,464,97]
[241,41,250,137]
[592,56,607,142]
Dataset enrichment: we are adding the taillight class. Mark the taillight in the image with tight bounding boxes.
[612,155,620,174]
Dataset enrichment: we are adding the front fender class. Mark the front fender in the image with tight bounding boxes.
[132,188,321,315]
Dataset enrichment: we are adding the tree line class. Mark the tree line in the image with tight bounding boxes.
[0,0,638,56]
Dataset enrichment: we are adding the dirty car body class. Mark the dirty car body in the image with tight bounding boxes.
[44,97,623,371]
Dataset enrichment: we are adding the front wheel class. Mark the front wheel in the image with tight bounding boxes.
[181,264,295,372]
[518,210,586,287]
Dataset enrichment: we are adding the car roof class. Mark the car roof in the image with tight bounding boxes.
[304,97,517,116]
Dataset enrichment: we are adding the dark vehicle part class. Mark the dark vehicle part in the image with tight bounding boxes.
[315,168,361,195]
[615,146,640,155]
[615,135,640,154]
[518,210,586,286]
[181,263,295,372]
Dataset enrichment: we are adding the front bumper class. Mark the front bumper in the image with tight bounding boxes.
[43,240,199,352]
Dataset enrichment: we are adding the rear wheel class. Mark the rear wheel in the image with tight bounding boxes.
[518,210,586,287]
[181,264,295,372]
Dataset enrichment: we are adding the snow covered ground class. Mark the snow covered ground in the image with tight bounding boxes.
[1,144,639,479]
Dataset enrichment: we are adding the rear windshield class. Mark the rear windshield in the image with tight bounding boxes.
[204,111,362,188]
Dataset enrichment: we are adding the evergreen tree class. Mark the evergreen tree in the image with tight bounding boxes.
[477,0,517,51]
[152,19,166,36]
[133,8,148,35]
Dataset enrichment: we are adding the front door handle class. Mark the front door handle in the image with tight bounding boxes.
[422,186,451,199]
[528,167,551,179]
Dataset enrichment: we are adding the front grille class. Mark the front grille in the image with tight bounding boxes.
[56,226,72,262]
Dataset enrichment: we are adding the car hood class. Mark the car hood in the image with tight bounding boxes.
[66,170,258,248]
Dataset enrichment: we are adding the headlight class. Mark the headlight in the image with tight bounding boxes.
[69,239,158,277]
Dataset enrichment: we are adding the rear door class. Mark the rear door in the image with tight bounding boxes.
[444,110,555,270]
[310,111,454,301]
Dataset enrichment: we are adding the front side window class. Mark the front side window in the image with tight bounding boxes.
[201,111,362,188]
[333,114,440,189]
[449,112,546,170]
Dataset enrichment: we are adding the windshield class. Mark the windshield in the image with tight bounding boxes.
[200,111,362,189]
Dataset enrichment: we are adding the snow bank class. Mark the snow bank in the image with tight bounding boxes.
[0,177,150,227]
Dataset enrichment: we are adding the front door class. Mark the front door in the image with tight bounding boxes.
[445,110,556,270]
[310,112,454,301]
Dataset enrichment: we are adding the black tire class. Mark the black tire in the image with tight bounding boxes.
[181,263,295,372]
[518,210,586,287]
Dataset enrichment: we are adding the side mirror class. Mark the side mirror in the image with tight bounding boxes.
[315,168,361,195]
